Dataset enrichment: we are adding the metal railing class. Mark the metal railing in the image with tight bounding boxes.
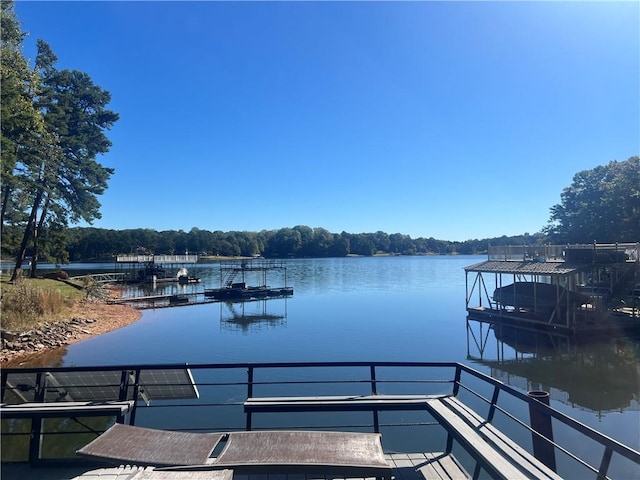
[488,243,640,264]
[115,254,199,264]
[2,362,639,478]
[68,272,129,284]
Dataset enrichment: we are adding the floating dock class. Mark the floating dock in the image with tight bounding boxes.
[204,259,293,301]
[111,259,292,310]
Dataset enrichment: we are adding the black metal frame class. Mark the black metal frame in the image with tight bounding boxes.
[2,361,639,478]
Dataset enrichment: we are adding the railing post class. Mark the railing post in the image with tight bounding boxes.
[370,365,378,395]
[246,367,254,431]
[597,447,613,480]
[528,390,557,472]
[487,385,500,423]
[128,369,142,426]
[452,365,461,396]
[247,366,254,398]
[0,369,8,402]
[28,373,46,464]
[370,365,379,433]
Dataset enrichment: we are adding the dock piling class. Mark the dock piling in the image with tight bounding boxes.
[528,390,557,472]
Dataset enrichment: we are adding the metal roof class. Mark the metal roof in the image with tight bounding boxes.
[464,260,586,275]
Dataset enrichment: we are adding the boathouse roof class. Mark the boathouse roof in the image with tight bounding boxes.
[464,260,584,275]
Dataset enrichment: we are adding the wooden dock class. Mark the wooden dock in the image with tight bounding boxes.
[112,292,292,310]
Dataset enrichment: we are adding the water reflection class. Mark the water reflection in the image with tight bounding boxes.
[219,298,288,334]
[466,318,640,414]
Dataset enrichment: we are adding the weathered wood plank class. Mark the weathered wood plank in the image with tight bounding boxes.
[129,469,233,480]
[385,453,416,480]
[77,424,225,467]
[160,431,393,479]
[244,395,441,412]
[422,452,471,480]
[228,431,385,477]
[442,397,561,480]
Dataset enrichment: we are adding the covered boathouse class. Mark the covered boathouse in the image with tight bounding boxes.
[465,243,640,333]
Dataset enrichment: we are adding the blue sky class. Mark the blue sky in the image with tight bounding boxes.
[14,1,639,241]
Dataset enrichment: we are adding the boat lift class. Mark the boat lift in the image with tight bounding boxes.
[465,243,640,332]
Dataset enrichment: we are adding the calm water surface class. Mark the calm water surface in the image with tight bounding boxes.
[31,256,640,473]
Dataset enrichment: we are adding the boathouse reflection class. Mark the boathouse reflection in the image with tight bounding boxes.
[466,317,640,414]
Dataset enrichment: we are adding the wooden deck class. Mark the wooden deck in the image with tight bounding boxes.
[0,453,467,480]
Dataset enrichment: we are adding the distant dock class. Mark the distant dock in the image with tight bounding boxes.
[111,290,293,310]
[112,258,293,310]
[115,254,201,284]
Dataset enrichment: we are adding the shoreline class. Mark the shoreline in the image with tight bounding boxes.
[1,293,142,367]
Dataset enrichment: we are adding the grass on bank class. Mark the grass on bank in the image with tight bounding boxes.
[0,276,85,332]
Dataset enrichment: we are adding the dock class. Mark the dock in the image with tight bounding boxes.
[111,291,293,310]
[115,254,201,285]
[465,243,640,333]
[110,259,294,310]
[204,259,293,301]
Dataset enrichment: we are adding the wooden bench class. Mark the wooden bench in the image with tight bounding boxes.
[105,428,393,479]
[244,394,442,412]
[424,396,562,480]
[0,401,134,419]
[245,393,561,479]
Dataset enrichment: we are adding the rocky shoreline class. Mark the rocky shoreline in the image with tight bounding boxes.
[1,318,100,364]
[1,298,142,366]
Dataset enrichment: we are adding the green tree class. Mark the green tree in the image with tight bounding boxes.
[267,228,302,257]
[330,233,350,257]
[0,0,45,241]
[544,157,640,243]
[309,227,333,257]
[4,31,118,279]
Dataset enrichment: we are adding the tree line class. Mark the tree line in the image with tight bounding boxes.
[0,225,545,262]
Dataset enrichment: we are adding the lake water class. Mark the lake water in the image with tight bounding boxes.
[27,256,640,474]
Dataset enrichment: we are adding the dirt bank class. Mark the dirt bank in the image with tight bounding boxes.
[1,298,142,367]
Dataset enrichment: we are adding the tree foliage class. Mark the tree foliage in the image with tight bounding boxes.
[0,224,545,262]
[1,0,44,234]
[544,157,640,243]
[1,1,118,278]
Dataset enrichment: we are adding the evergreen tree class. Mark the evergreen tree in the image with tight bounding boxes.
[1,5,119,279]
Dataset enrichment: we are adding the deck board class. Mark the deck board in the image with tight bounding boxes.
[387,453,470,480]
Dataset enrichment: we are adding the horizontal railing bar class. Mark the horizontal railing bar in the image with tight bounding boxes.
[135,402,244,408]
[1,361,460,374]
[457,364,640,464]
[240,379,452,387]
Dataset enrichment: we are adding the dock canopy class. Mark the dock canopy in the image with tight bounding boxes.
[465,260,584,276]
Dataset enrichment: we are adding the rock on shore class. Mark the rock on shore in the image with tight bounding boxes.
[1,300,142,365]
[1,318,98,363]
